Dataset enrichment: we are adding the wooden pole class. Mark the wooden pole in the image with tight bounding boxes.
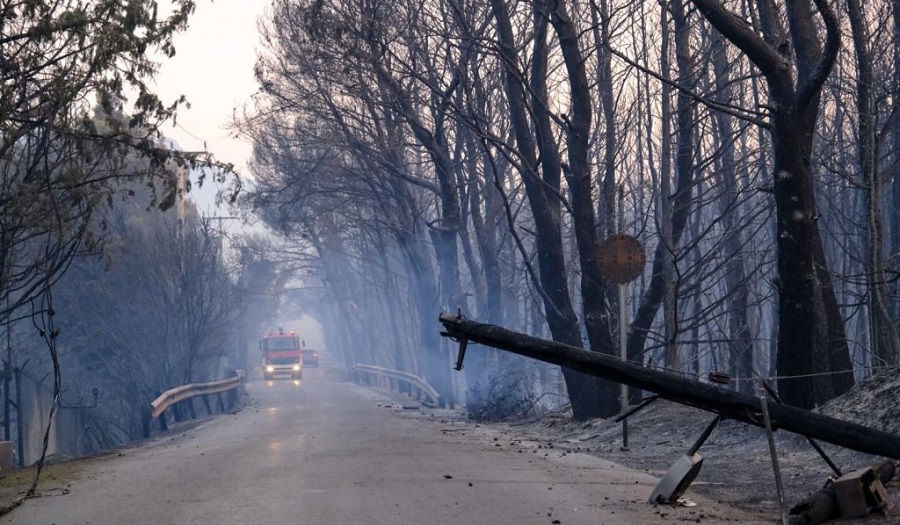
[438,313,900,460]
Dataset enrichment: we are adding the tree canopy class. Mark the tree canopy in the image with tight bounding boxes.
[240,0,900,415]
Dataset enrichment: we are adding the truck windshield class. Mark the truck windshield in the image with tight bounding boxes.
[264,337,299,350]
[268,356,300,365]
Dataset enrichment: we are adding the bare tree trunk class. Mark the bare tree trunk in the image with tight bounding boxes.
[547,0,619,417]
[892,0,900,322]
[462,121,501,413]
[489,0,600,420]
[309,226,371,368]
[590,0,619,242]
[589,0,623,368]
[709,27,756,395]
[690,0,853,408]
[395,225,448,398]
[847,0,900,368]
[627,0,696,379]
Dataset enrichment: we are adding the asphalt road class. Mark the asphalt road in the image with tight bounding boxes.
[1,367,772,524]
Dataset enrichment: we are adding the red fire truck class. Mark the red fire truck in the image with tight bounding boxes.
[260,329,303,380]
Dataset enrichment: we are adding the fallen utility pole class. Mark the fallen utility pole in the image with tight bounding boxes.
[438,313,900,460]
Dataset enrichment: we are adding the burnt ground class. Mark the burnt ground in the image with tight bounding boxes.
[484,371,900,524]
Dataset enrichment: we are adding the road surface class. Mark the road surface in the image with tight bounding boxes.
[1,367,772,524]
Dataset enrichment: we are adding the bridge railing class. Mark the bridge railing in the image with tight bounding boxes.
[349,364,440,406]
[149,371,244,431]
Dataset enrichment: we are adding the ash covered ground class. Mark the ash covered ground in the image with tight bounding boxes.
[482,371,900,523]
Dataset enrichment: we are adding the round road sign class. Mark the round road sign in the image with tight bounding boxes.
[598,234,646,284]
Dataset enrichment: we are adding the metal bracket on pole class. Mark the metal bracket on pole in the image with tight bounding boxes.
[759,378,842,477]
[759,380,788,525]
[444,309,471,371]
[453,337,468,371]
[614,395,659,423]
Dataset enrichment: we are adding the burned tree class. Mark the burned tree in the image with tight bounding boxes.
[688,0,853,407]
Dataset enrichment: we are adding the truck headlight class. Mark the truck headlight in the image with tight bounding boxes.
[292,364,301,371]
[265,366,274,373]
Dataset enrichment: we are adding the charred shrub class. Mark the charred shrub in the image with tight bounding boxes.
[468,370,541,422]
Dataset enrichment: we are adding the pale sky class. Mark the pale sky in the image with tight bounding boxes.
[152,0,270,211]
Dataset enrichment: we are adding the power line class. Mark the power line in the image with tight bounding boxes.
[174,122,208,152]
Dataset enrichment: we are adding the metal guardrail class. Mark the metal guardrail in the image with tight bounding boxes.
[350,364,440,406]
[150,371,244,419]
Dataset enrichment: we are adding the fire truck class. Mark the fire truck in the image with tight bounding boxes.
[260,329,303,380]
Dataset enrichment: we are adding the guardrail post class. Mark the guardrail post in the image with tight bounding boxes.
[141,404,152,439]
[202,395,213,416]
[217,392,226,412]
[158,408,169,432]
[228,386,238,410]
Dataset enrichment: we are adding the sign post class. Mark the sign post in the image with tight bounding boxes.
[598,233,646,449]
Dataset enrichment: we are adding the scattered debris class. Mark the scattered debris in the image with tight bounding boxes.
[789,461,896,524]
[440,313,900,522]
[413,330,900,522]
